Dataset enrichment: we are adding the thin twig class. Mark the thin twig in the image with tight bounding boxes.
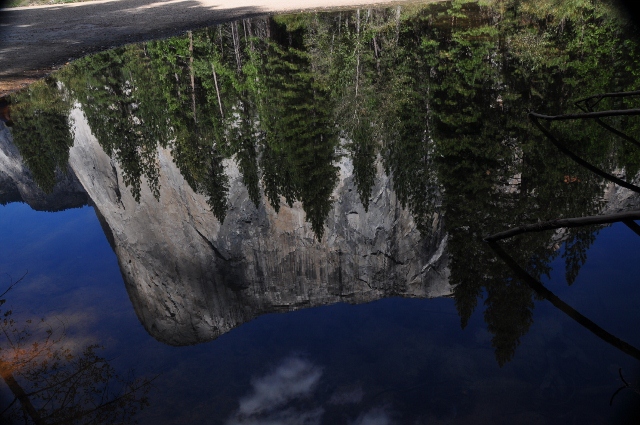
[610,368,637,406]
[529,109,640,121]
[574,91,640,109]
[610,385,627,406]
[0,272,28,299]
[620,367,630,387]
[0,396,18,416]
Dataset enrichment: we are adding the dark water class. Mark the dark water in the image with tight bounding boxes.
[1,1,640,423]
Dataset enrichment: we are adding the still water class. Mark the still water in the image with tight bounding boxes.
[1,0,640,423]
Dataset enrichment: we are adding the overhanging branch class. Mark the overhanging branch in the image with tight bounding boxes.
[484,210,640,242]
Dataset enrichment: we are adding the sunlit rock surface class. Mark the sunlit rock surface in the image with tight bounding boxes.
[67,106,452,346]
[0,123,89,210]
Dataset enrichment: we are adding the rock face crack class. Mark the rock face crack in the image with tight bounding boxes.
[370,250,405,265]
[193,226,229,262]
[356,277,372,289]
[111,162,125,209]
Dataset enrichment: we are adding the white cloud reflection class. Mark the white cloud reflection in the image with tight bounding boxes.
[226,356,323,425]
[226,356,393,425]
[226,407,324,425]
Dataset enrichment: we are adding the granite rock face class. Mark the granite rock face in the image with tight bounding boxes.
[67,106,452,346]
[0,123,89,211]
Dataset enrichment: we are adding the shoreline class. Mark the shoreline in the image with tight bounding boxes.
[0,0,441,96]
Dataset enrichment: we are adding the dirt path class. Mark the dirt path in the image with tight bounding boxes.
[0,0,438,95]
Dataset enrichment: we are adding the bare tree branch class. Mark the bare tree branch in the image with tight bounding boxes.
[0,271,28,300]
[623,219,640,237]
[573,93,640,148]
[0,359,46,425]
[574,90,640,109]
[484,210,640,241]
[0,396,18,416]
[529,114,640,193]
[529,109,640,121]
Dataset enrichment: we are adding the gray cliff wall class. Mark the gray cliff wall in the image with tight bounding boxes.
[67,106,452,346]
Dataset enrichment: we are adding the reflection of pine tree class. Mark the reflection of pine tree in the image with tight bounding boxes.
[231,118,262,209]
[260,142,298,212]
[254,18,339,239]
[9,78,73,194]
[65,46,170,202]
[147,33,231,222]
[431,13,547,365]
[377,15,443,236]
[323,9,382,212]
[204,24,263,209]
[173,128,229,222]
[425,0,639,365]
[349,124,377,212]
[484,278,534,366]
[562,228,598,286]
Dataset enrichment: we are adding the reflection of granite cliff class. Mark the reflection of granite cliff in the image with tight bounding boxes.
[0,123,89,210]
[66,106,451,346]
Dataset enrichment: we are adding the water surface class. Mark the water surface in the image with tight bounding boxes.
[1,1,640,423]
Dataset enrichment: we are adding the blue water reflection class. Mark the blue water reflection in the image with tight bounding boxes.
[1,203,638,423]
[3,0,640,422]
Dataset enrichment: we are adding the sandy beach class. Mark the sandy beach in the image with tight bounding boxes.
[0,0,439,95]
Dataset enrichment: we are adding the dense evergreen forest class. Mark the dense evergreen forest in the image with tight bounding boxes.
[8,0,640,364]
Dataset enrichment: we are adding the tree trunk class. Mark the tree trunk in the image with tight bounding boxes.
[355,9,361,98]
[211,62,224,119]
[0,360,45,425]
[395,6,401,44]
[188,31,197,124]
[232,22,242,72]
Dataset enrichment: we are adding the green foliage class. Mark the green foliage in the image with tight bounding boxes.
[9,78,73,194]
[62,46,169,202]
[251,20,339,239]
